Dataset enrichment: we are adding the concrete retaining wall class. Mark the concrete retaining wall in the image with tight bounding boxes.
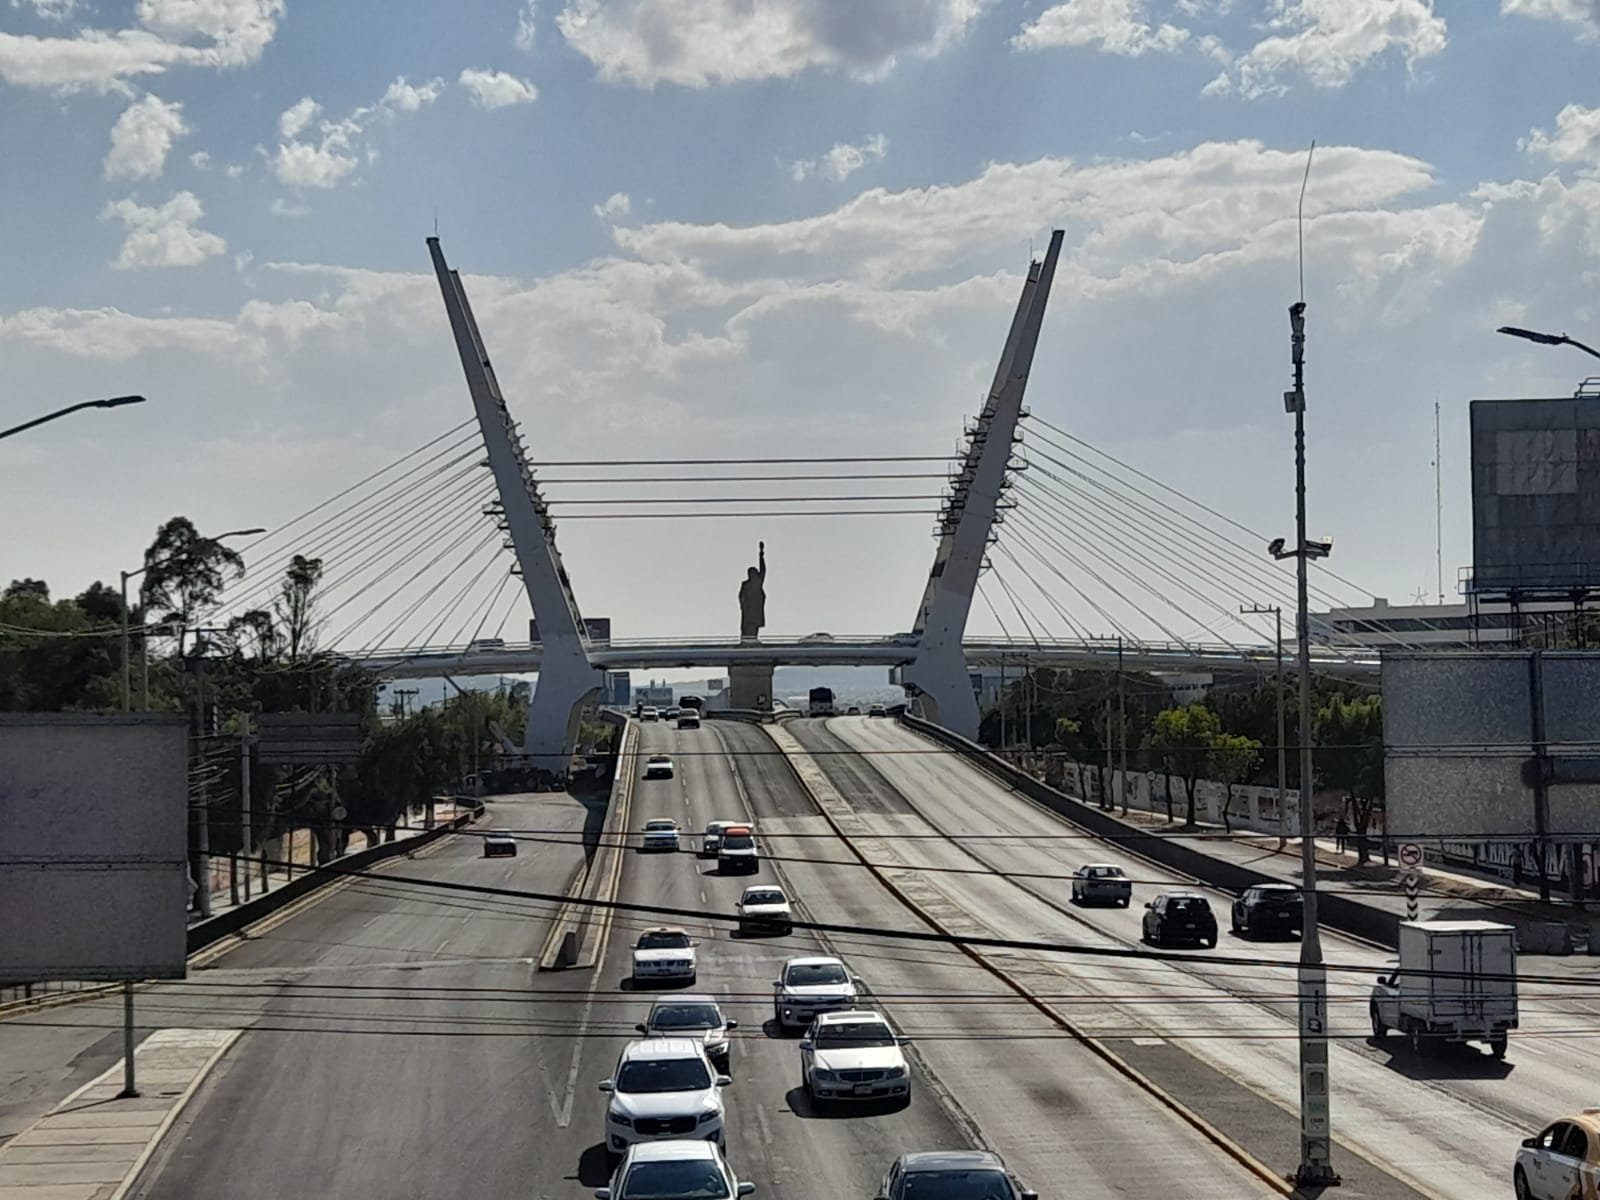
[900,715,1402,949]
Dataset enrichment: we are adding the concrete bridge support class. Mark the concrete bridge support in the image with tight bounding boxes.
[899,230,1062,739]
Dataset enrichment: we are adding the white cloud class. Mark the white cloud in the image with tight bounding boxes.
[593,191,631,220]
[1227,0,1447,98]
[189,149,210,169]
[269,197,309,217]
[516,0,538,49]
[100,190,226,268]
[1012,0,1191,56]
[12,0,81,18]
[1524,104,1600,167]
[1200,69,1231,95]
[0,0,282,92]
[788,133,889,183]
[1502,0,1600,29]
[458,67,539,108]
[556,0,990,87]
[271,76,443,189]
[104,92,187,179]
[223,162,243,179]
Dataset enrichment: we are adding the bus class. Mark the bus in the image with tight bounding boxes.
[808,687,835,717]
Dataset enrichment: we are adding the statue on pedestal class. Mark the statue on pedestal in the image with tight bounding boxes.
[738,542,766,641]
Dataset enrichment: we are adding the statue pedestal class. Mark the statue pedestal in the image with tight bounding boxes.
[729,664,774,712]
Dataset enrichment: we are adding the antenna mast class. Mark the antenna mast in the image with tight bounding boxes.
[1435,399,1444,604]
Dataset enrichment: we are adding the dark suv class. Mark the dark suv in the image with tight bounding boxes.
[1230,883,1303,940]
[1142,892,1218,948]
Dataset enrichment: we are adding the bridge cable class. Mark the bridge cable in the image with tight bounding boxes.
[1001,525,1138,641]
[354,525,507,657]
[991,541,1089,641]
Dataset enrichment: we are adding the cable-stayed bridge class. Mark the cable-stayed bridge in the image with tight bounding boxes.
[196,231,1428,772]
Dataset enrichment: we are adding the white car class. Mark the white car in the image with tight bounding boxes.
[633,927,697,985]
[595,1140,754,1200]
[736,885,793,936]
[716,824,759,875]
[598,1038,729,1155]
[799,1010,910,1104]
[641,707,660,722]
[1515,1112,1600,1200]
[644,755,675,780]
[636,994,737,1066]
[773,955,862,1030]
[665,706,682,720]
[642,819,680,852]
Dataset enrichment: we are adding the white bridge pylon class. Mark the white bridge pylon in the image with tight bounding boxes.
[899,229,1064,738]
[425,231,1061,762]
[429,238,604,773]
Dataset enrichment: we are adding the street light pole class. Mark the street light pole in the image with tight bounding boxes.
[1241,603,1287,850]
[0,394,146,441]
[1272,301,1338,1189]
[1496,325,1600,360]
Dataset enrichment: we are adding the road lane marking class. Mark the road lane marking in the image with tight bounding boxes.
[552,987,599,1128]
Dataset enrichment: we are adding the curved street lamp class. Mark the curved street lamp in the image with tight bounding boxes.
[0,394,147,441]
[1497,325,1600,360]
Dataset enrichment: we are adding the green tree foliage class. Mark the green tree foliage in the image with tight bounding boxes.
[1211,732,1263,833]
[1147,704,1222,828]
[139,516,246,642]
[1316,692,1385,863]
[0,581,123,711]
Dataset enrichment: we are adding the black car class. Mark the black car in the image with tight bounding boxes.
[1231,883,1303,940]
[1142,892,1218,948]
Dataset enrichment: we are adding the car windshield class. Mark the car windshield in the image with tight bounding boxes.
[650,1003,722,1030]
[1086,866,1124,879]
[616,1057,711,1094]
[648,756,671,764]
[620,1161,731,1200]
[786,962,847,986]
[1257,890,1301,907]
[722,832,754,849]
[815,1021,894,1048]
[744,890,785,905]
[638,931,691,950]
[903,1170,1013,1200]
[1169,898,1210,914]
[646,821,676,831]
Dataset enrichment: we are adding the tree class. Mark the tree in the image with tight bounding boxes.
[275,554,323,662]
[138,517,246,647]
[1211,732,1263,834]
[5,579,49,602]
[1147,704,1222,829]
[1317,692,1385,864]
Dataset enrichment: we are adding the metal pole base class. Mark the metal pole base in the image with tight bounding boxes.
[116,980,139,1099]
[1292,1163,1341,1189]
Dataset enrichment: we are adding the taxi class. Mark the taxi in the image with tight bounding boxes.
[1515,1109,1600,1199]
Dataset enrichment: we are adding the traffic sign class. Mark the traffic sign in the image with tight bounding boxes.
[1404,872,1420,921]
[1398,842,1423,869]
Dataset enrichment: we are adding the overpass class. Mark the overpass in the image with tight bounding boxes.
[352,633,1379,679]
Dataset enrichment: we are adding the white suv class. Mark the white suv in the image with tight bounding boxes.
[800,1010,910,1104]
[773,955,862,1030]
[599,1038,729,1155]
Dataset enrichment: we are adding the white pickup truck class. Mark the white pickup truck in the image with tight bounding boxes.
[1370,919,1518,1059]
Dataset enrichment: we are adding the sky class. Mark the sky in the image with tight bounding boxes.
[3,0,1600,657]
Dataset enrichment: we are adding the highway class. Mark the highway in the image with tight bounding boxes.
[1,717,1300,1199]
[811,714,1600,1200]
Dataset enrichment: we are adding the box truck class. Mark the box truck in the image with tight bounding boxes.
[1370,919,1518,1058]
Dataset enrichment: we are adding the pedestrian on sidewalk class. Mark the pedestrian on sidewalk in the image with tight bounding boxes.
[1335,814,1350,854]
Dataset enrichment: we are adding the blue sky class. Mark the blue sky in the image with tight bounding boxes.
[3,0,1600,654]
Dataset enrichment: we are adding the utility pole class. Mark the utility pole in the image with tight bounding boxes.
[240,712,253,902]
[1271,291,1338,1187]
[396,687,419,719]
[1434,400,1444,605]
[999,658,1008,752]
[1103,692,1113,811]
[1117,636,1128,815]
[1242,604,1288,850]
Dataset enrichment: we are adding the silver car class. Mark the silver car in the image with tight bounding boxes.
[1070,863,1132,907]
[637,994,738,1066]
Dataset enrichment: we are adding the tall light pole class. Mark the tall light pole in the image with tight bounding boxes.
[121,527,265,712]
[1242,603,1287,849]
[1270,301,1338,1188]
[0,394,146,441]
[1496,325,1600,360]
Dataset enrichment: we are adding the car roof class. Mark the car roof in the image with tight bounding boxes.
[650,993,719,1010]
[619,1037,704,1061]
[624,1141,722,1164]
[644,818,677,826]
[647,753,672,759]
[1080,862,1123,871]
[741,884,785,896]
[484,833,516,841]
[899,1151,1004,1172]
[1251,883,1300,892]
[814,1010,887,1026]
[639,925,689,936]
[1161,891,1209,900]
[784,955,843,967]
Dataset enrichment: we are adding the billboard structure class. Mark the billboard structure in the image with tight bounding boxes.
[1383,651,1600,896]
[1469,398,1600,597]
[0,715,189,982]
